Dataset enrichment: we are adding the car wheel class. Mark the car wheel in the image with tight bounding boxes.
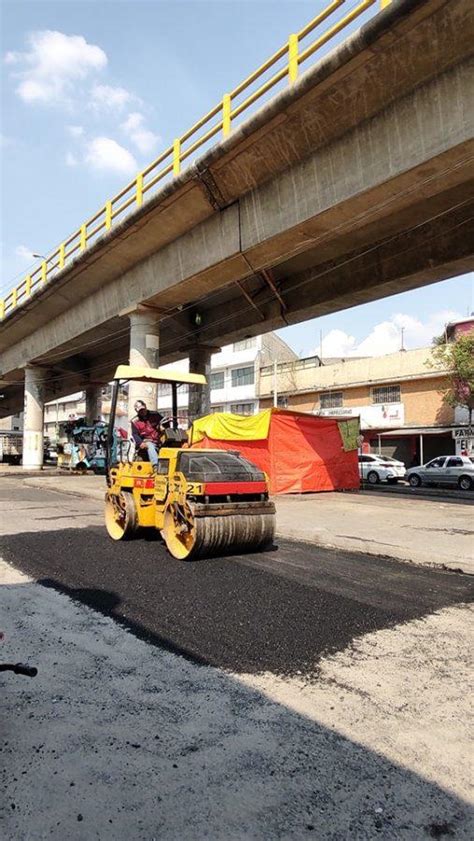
[409,474,422,488]
[367,470,380,485]
[458,475,472,491]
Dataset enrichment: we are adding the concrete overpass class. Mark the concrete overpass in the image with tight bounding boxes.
[1,0,473,465]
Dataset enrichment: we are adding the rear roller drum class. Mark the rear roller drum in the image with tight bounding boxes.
[105,491,138,540]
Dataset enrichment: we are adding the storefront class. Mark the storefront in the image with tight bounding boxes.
[364,426,457,466]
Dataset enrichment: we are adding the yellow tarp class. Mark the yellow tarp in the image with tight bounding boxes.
[189,410,273,444]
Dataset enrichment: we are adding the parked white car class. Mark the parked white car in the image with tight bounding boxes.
[406,455,474,490]
[358,454,406,484]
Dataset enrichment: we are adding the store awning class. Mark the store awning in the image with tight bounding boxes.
[377,427,454,437]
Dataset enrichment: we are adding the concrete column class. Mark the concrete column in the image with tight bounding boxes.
[128,307,160,421]
[188,345,217,422]
[23,365,47,470]
[85,385,102,425]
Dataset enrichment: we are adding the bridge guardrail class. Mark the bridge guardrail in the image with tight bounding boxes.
[1,0,391,321]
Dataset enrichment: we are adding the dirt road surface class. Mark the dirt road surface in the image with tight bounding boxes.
[1,481,473,840]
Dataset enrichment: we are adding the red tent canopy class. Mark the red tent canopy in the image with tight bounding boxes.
[190,409,359,494]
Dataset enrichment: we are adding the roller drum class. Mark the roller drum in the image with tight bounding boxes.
[162,500,275,560]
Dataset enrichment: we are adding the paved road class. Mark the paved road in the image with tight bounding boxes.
[1,483,473,840]
[0,483,472,675]
[12,471,474,571]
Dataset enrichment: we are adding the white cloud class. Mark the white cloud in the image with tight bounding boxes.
[15,244,35,262]
[65,151,78,167]
[316,310,464,358]
[84,136,137,176]
[5,30,107,104]
[90,84,134,112]
[120,111,159,154]
[67,124,84,138]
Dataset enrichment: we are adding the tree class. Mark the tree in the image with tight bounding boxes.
[430,333,474,421]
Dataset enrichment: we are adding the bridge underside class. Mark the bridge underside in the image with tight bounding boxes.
[1,0,473,416]
[2,180,472,417]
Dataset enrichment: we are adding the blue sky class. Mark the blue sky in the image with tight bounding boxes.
[2,0,473,358]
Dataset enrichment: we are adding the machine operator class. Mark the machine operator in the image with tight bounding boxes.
[131,400,163,472]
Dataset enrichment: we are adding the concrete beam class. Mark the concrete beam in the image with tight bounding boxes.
[23,366,49,470]
[128,307,160,420]
[188,345,218,421]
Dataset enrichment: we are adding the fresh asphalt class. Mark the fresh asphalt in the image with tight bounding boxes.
[1,484,472,676]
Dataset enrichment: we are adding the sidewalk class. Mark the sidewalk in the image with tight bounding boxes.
[18,473,474,574]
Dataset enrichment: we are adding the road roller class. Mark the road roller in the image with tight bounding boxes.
[104,365,276,560]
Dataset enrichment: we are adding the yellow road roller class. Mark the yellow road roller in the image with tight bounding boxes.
[105,365,276,560]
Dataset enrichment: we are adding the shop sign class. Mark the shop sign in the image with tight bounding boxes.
[452,426,474,439]
[316,403,404,429]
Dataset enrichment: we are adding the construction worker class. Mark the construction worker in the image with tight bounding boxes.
[131,400,163,471]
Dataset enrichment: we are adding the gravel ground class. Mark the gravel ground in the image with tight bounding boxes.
[1,484,473,839]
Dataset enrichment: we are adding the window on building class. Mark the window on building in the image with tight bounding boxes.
[211,405,224,414]
[230,403,255,415]
[277,396,288,408]
[210,371,225,390]
[231,366,254,387]
[233,338,256,351]
[372,385,401,404]
[320,391,343,409]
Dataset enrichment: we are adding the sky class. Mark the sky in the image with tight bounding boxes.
[1,0,473,360]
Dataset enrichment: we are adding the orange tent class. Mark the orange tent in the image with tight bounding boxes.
[189,409,360,494]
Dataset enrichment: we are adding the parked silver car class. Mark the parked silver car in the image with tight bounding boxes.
[406,455,474,491]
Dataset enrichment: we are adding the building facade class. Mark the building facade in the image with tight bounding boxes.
[259,347,472,465]
[157,333,297,422]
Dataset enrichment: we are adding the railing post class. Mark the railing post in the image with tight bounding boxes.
[288,34,298,83]
[222,94,231,138]
[59,243,65,269]
[41,261,47,284]
[0,300,4,320]
[25,275,32,297]
[136,173,144,208]
[80,224,87,251]
[173,139,181,176]
[380,0,392,7]
[105,200,112,231]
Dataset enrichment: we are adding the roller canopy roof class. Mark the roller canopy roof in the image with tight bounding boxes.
[113,364,207,386]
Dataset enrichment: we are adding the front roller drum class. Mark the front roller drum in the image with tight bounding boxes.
[161,501,275,561]
[105,491,138,540]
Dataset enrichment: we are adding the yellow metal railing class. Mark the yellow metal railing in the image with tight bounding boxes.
[0,0,391,322]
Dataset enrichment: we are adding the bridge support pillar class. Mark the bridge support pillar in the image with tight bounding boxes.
[23,365,48,470]
[85,385,102,425]
[188,345,219,422]
[128,307,160,421]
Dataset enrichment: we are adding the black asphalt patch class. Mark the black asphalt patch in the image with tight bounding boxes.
[1,517,472,676]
